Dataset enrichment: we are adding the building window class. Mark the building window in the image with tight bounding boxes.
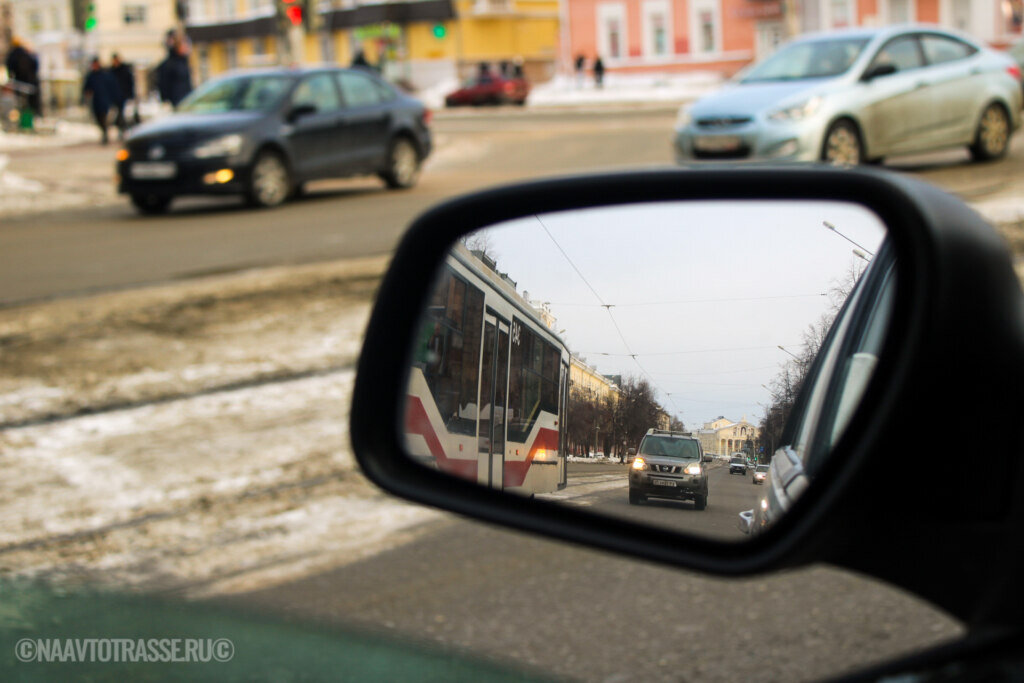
[216,0,235,20]
[887,0,912,23]
[124,4,147,25]
[949,0,972,33]
[597,3,627,61]
[829,0,854,29]
[27,10,43,32]
[690,0,720,55]
[225,42,238,69]
[643,0,672,58]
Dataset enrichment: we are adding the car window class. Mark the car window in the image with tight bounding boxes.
[920,34,976,65]
[291,73,342,112]
[178,75,292,113]
[740,38,869,82]
[870,35,924,73]
[639,436,699,459]
[336,71,383,108]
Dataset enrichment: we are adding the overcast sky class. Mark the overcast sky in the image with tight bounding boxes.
[468,200,886,429]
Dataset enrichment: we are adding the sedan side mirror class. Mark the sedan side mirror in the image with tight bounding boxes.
[862,63,897,81]
[287,104,317,122]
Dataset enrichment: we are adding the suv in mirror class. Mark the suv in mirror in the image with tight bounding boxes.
[628,429,709,509]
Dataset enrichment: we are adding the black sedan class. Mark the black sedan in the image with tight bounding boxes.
[116,67,432,214]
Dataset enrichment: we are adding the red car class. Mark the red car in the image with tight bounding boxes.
[444,74,529,107]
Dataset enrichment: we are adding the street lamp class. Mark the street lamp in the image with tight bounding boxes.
[852,248,871,263]
[823,220,875,256]
[777,344,800,360]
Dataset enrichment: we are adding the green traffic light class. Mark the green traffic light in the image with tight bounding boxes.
[432,23,446,39]
[84,16,97,31]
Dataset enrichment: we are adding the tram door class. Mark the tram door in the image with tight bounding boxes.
[558,361,568,488]
[478,312,510,490]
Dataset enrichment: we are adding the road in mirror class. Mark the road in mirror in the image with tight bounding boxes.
[403,200,888,541]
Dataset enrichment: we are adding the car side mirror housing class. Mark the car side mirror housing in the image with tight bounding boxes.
[862,63,897,81]
[351,168,1024,627]
[702,455,713,463]
[287,104,317,122]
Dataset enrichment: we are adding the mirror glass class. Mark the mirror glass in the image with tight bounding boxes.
[403,201,890,541]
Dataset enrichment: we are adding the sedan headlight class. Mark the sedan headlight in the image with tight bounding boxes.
[675,105,693,129]
[193,133,244,159]
[684,463,702,476]
[768,95,822,122]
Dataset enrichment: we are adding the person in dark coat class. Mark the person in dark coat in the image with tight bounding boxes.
[5,37,42,116]
[81,57,120,144]
[156,38,193,109]
[110,53,136,137]
[574,54,586,88]
[593,56,605,89]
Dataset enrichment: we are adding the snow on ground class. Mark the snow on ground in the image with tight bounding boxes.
[528,72,722,108]
[0,120,100,152]
[0,256,453,598]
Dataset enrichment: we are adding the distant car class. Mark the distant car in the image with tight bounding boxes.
[674,25,1022,165]
[445,74,529,107]
[752,464,769,485]
[729,456,747,475]
[628,429,708,509]
[117,66,432,214]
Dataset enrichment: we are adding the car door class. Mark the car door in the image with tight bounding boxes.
[857,34,932,156]
[333,70,393,172]
[917,33,983,144]
[285,72,344,179]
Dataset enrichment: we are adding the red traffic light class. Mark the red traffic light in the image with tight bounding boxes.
[285,4,302,24]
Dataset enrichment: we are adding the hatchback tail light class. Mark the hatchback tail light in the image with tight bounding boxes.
[422,108,433,126]
[1008,64,1021,81]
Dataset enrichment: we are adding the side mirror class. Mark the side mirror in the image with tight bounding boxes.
[351,168,1024,623]
[862,63,897,81]
[287,103,317,122]
[627,448,637,456]
[702,455,712,463]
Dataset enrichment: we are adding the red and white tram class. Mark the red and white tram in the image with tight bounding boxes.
[405,243,570,494]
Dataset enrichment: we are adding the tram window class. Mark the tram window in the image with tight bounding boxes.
[508,318,562,442]
[417,267,484,436]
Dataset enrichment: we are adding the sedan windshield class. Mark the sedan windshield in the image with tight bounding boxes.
[741,38,870,83]
[178,75,293,113]
[640,437,699,459]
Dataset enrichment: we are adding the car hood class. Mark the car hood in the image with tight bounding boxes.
[128,111,265,141]
[689,80,825,119]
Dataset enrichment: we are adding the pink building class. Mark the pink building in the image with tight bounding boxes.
[563,0,1024,76]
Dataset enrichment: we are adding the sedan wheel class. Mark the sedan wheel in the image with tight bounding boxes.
[247,151,290,208]
[970,104,1010,162]
[822,120,862,166]
[381,137,421,190]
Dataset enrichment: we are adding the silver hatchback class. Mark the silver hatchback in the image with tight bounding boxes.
[673,25,1022,165]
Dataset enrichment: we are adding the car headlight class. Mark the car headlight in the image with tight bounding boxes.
[675,105,693,129]
[684,463,702,476]
[193,133,244,159]
[632,457,647,471]
[768,96,822,122]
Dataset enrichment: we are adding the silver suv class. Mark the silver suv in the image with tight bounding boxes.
[628,429,709,510]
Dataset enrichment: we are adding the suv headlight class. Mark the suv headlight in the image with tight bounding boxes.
[193,133,244,159]
[632,457,647,471]
[684,463,702,476]
[675,105,693,130]
[768,96,822,122]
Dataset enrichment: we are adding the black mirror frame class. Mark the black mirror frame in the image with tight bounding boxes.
[351,167,1024,628]
[862,63,898,81]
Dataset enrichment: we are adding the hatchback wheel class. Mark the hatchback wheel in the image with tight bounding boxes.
[247,150,290,208]
[970,103,1010,162]
[130,193,172,215]
[822,120,862,166]
[381,137,421,190]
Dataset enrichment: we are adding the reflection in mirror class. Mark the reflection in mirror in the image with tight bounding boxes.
[403,201,890,541]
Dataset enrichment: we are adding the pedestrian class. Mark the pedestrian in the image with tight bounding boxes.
[81,57,120,144]
[351,49,373,71]
[5,37,42,117]
[574,54,586,88]
[593,56,605,89]
[110,53,136,139]
[155,35,193,109]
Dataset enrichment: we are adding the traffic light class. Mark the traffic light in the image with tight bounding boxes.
[278,0,302,27]
[302,0,323,31]
[432,23,447,39]
[72,0,98,32]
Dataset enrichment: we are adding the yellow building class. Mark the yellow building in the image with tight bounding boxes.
[184,0,559,91]
[697,416,758,457]
[569,356,618,404]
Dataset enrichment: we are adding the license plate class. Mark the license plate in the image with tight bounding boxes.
[693,136,742,152]
[652,479,676,487]
[130,161,176,179]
